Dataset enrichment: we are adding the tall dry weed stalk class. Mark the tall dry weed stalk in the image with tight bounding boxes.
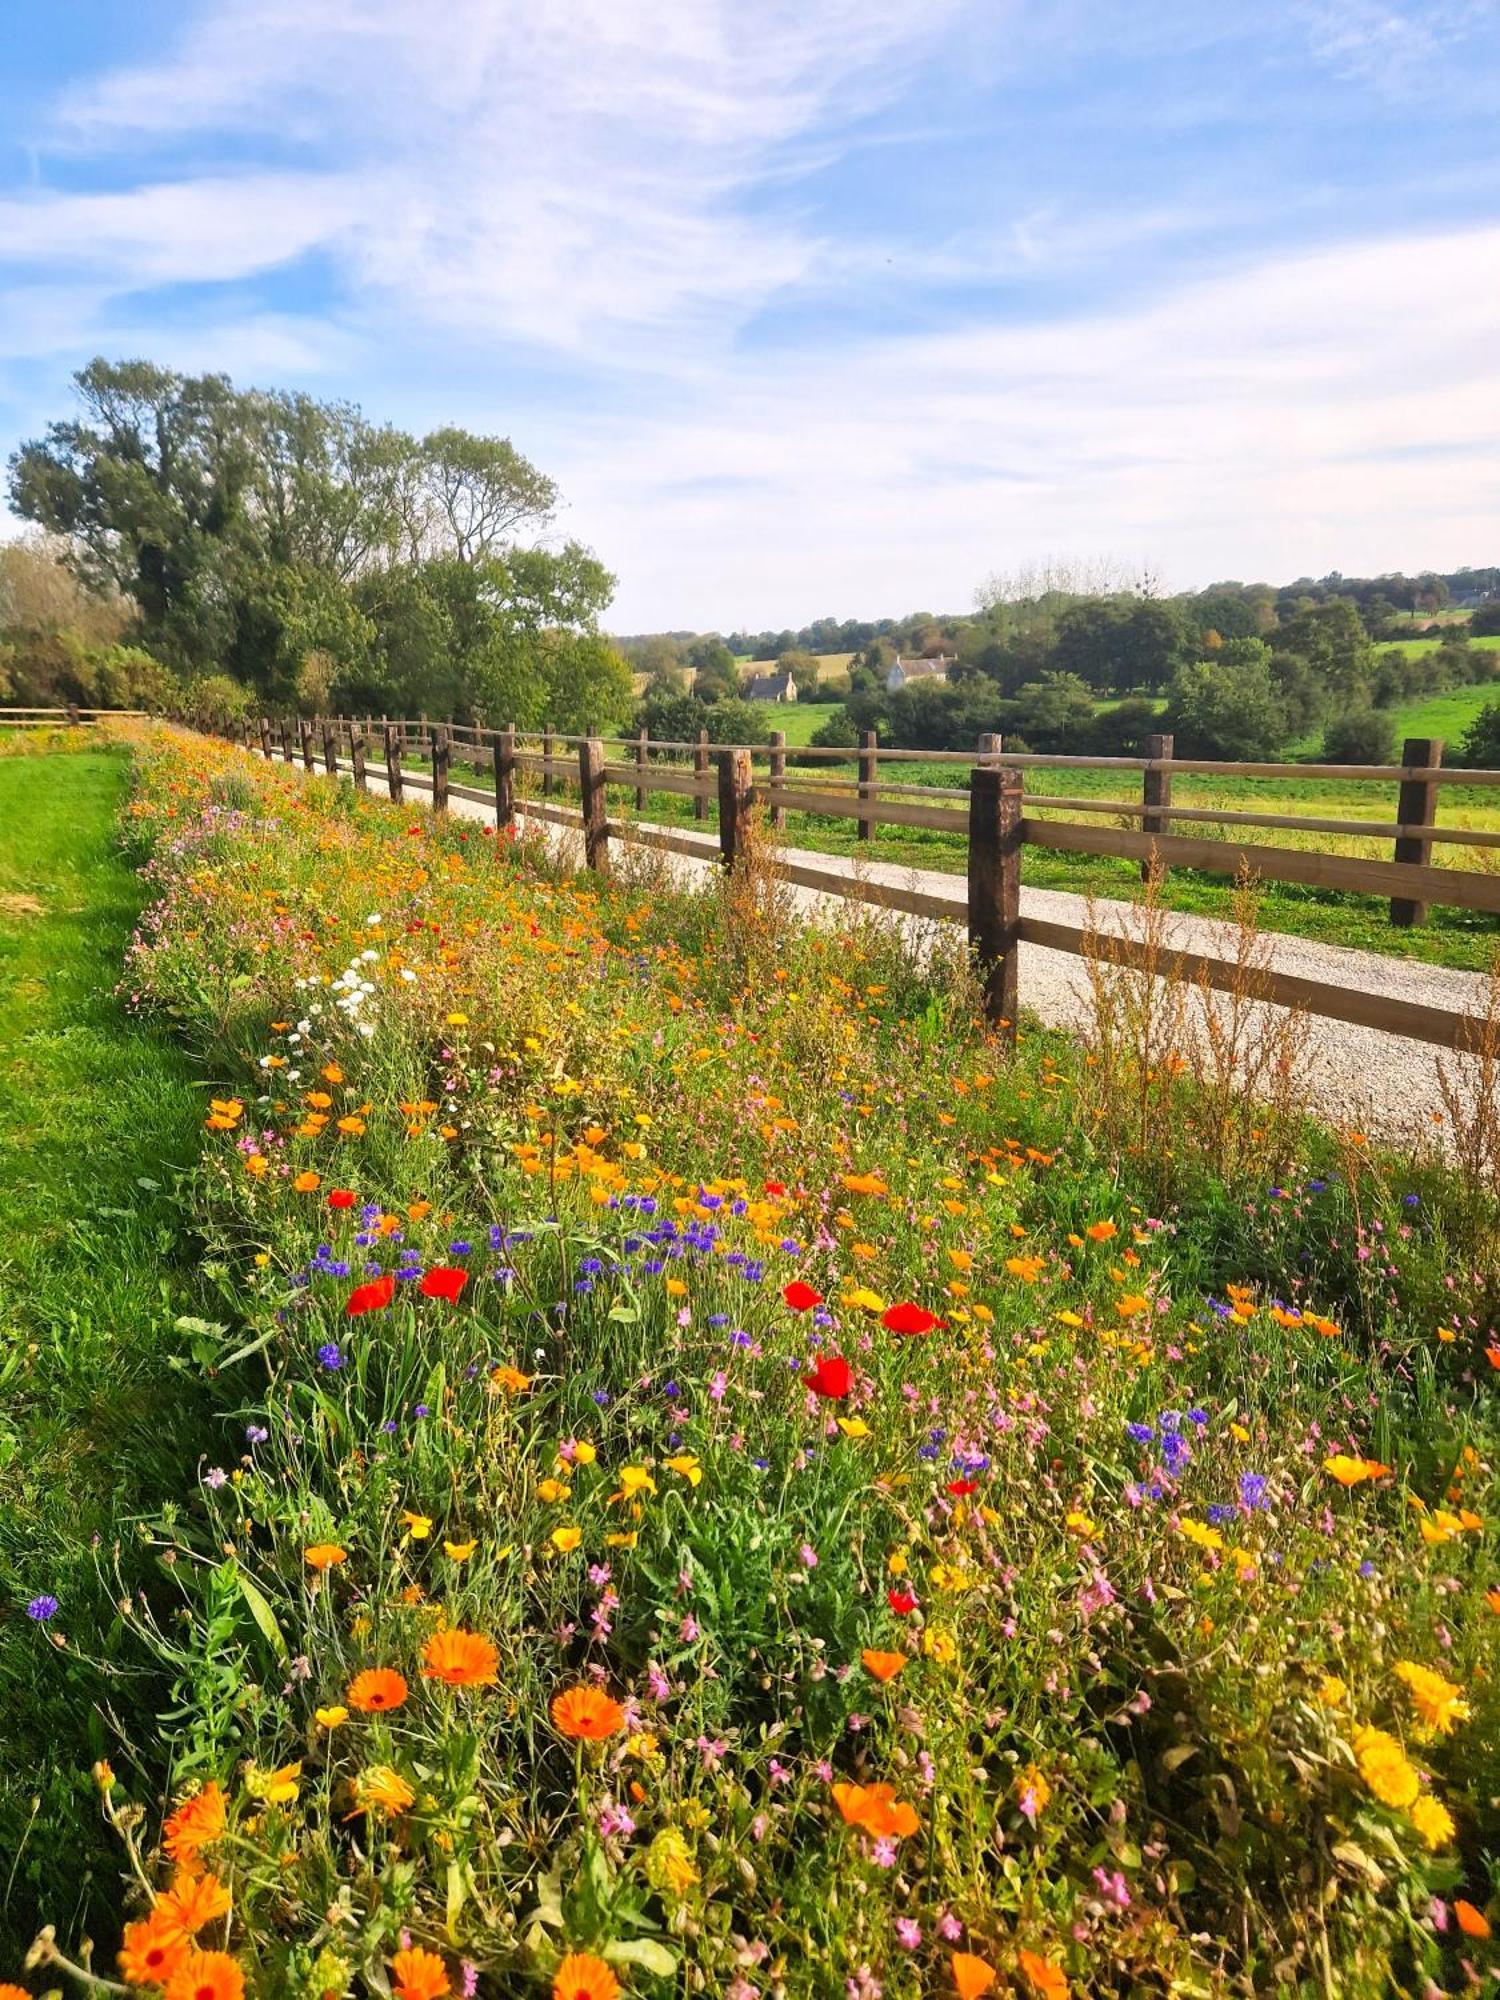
[1076,866,1314,1190]
[1434,950,1500,1229]
[717,797,796,993]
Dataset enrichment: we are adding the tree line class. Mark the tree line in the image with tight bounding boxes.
[3,359,633,731]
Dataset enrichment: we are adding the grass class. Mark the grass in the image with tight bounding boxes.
[0,751,213,1950]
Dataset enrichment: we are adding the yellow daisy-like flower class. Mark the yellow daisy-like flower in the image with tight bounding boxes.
[1408,1793,1456,1850]
[1352,1724,1420,1810]
[1317,1676,1347,1708]
[1394,1660,1471,1737]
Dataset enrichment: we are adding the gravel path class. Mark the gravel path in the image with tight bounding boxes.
[341,756,1491,1145]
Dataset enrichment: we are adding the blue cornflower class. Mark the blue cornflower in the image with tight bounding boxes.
[26,1595,58,1622]
[245,1424,269,1444]
[413,1403,430,1418]
[707,1313,729,1327]
[317,1342,343,1371]
[449,1239,472,1255]
[1125,1422,1155,1444]
[664,1380,681,1399]
[593,1389,610,1407]
[1207,1504,1236,1525]
[1239,1472,1270,1511]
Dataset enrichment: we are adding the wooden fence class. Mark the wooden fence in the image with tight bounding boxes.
[12,706,1496,1053]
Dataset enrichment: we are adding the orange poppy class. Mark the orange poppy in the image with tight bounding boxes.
[421,1628,499,1688]
[391,1946,452,2000]
[162,1782,227,1865]
[831,1780,920,1840]
[1456,1900,1492,1939]
[347,1667,409,1713]
[304,1544,347,1573]
[553,1953,621,2000]
[952,1954,997,1999]
[119,1912,191,1985]
[158,1870,232,1937]
[1084,1221,1117,1242]
[551,1685,626,1740]
[860,1649,908,1683]
[1018,1950,1069,1999]
[163,1950,246,2000]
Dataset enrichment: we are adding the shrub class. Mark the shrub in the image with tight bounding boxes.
[1322,706,1396,764]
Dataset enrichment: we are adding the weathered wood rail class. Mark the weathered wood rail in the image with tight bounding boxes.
[15,706,1495,1054]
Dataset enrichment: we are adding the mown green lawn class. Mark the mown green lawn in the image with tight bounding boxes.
[0,752,214,1949]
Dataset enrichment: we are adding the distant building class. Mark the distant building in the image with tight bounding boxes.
[885,653,956,694]
[744,667,799,703]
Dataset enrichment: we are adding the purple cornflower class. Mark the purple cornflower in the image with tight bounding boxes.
[317,1342,343,1371]
[26,1594,58,1622]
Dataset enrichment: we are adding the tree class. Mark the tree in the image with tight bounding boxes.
[1165,656,1288,760]
[1008,672,1096,753]
[1456,699,1500,770]
[1271,600,1373,707]
[1471,603,1500,638]
[1323,707,1396,765]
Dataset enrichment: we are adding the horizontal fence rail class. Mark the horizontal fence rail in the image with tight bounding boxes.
[14,706,1496,1055]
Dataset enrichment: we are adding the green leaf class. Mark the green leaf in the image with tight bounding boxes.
[229,1561,288,1661]
[604,1939,679,1977]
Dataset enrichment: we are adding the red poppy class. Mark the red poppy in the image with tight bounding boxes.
[346,1274,395,1317]
[803,1354,853,1400]
[887,1588,919,1615]
[328,1189,357,1210]
[783,1281,824,1312]
[946,1478,978,1496]
[420,1266,468,1303]
[764,1180,787,1196]
[882,1302,944,1337]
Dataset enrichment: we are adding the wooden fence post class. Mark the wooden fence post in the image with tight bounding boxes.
[543,724,556,797]
[1392,735,1443,927]
[322,718,338,775]
[350,724,367,791]
[1141,731,1173,884]
[968,765,1023,1042]
[718,748,754,869]
[695,728,710,821]
[259,716,273,760]
[636,727,648,813]
[431,724,450,813]
[768,728,786,831]
[299,718,315,772]
[579,735,609,872]
[384,723,403,803]
[67,701,80,726]
[977,731,1002,765]
[858,730,878,841]
[495,723,517,829]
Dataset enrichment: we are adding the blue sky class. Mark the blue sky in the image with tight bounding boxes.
[1,0,1497,630]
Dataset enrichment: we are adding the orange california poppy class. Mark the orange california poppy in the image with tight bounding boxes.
[421,1627,499,1688]
[551,1685,626,1740]
[1455,1900,1492,1939]
[347,1667,409,1713]
[162,1782,227,1864]
[163,1949,246,2000]
[553,1952,621,2000]
[860,1649,908,1683]
[831,1780,920,1840]
[0,1985,36,2000]
[119,1913,191,1985]
[952,1954,998,1999]
[1084,1220,1117,1242]
[157,1870,232,1937]
[391,1945,452,2000]
[304,1544,348,1573]
[1018,1950,1069,1999]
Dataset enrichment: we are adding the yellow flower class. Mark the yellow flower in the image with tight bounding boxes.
[921,1626,957,1664]
[538,1478,573,1504]
[1393,1660,1471,1737]
[1064,1510,1098,1537]
[612,1466,657,1502]
[571,1440,598,1467]
[315,1705,348,1730]
[1408,1793,1456,1850]
[491,1365,531,1396]
[1179,1518,1224,1552]
[605,1531,639,1548]
[841,1286,886,1314]
[1015,1763,1051,1816]
[445,1011,469,1026]
[1352,1724,1420,1809]
[246,1760,302,1806]
[663,1454,703,1486]
[550,1526,583,1554]
[353,1764,415,1820]
[645,1826,699,1898]
[1317,1676,1347,1708]
[887,1549,908,1577]
[444,1540,477,1562]
[836,1416,870,1439]
[400,1511,433,1541]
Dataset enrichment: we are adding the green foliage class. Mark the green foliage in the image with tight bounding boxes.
[1166,652,1289,759]
[1323,705,1397,765]
[1456,698,1500,769]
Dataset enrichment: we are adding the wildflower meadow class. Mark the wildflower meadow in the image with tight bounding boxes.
[5,723,1499,2000]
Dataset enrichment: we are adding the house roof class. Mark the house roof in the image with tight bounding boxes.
[745,668,796,700]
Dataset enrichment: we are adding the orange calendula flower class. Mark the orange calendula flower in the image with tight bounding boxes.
[292,1170,321,1192]
[421,1627,499,1688]
[1456,1900,1491,1939]
[163,1949,245,2000]
[553,1952,621,2000]
[119,1912,191,1985]
[158,1869,232,1937]
[1084,1220,1117,1242]
[162,1781,227,1865]
[1322,1454,1390,1487]
[952,1954,998,1999]
[391,1946,452,2000]
[860,1648,908,1683]
[551,1685,626,1740]
[304,1543,347,1572]
[1018,1951,1069,1999]
[831,1780,920,1840]
[350,1764,416,1820]
[347,1666,409,1713]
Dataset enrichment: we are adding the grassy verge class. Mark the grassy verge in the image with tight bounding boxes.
[0,751,212,1949]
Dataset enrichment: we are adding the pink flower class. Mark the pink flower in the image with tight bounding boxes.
[893,1919,921,1950]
